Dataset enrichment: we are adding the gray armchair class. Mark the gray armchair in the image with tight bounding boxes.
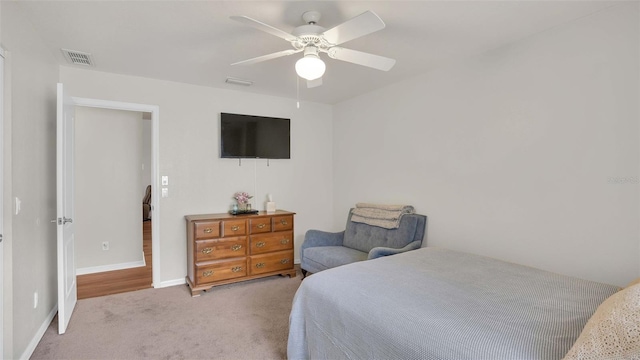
[300,210,427,277]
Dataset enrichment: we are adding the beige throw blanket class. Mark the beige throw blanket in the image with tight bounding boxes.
[351,203,415,229]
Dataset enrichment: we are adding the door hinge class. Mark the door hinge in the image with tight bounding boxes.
[51,218,73,225]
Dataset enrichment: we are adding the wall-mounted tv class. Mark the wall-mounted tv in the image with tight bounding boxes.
[220,113,291,159]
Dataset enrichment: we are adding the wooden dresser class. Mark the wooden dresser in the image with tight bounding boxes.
[185,210,296,296]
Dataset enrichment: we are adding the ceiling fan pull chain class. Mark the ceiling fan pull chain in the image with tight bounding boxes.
[296,74,300,109]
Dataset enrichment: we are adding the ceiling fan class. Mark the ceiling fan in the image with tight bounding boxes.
[230,10,396,88]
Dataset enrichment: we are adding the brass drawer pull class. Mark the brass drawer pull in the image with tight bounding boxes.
[280,219,288,225]
[231,266,243,273]
[256,241,266,248]
[201,247,213,254]
[203,228,213,234]
[280,238,289,245]
[256,263,265,268]
[231,225,240,231]
[202,270,214,277]
[231,244,242,251]
[257,223,266,229]
[280,259,290,264]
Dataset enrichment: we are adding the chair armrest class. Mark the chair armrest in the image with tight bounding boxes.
[300,230,345,273]
[368,240,422,260]
[301,230,345,249]
[300,230,345,268]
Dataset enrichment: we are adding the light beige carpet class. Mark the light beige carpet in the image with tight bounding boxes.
[31,271,302,359]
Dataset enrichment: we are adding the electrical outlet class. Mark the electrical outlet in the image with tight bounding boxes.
[102,241,109,251]
[33,292,38,309]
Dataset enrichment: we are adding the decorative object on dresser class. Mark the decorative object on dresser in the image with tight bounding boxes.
[185,210,296,296]
[231,191,257,214]
[265,193,276,213]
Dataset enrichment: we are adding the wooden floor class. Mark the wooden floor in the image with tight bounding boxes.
[77,221,153,299]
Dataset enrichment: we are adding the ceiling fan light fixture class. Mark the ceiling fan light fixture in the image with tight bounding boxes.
[295,54,325,81]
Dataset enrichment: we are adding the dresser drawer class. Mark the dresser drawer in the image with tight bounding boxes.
[222,219,246,237]
[193,221,220,240]
[249,250,294,275]
[195,259,247,285]
[250,231,293,255]
[249,218,272,234]
[195,237,246,262]
[272,215,293,232]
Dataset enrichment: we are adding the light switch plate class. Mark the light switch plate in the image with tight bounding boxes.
[161,176,169,186]
[162,187,169,198]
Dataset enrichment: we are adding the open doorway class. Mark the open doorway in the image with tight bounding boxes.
[74,107,152,299]
[55,86,160,332]
[70,97,160,287]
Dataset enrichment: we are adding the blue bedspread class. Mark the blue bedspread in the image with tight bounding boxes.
[288,247,619,360]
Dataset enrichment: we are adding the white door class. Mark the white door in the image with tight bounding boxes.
[56,83,77,334]
[0,47,5,356]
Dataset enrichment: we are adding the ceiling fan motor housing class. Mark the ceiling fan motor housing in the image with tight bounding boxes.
[292,24,329,49]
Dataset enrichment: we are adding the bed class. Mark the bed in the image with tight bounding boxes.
[288,247,620,360]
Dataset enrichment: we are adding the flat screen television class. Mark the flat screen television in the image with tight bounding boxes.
[220,113,291,159]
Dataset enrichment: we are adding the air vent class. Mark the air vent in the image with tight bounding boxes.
[61,49,94,66]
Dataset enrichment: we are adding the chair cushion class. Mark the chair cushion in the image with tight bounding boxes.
[344,214,422,253]
[303,246,368,272]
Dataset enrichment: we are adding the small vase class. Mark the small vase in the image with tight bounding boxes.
[245,203,252,211]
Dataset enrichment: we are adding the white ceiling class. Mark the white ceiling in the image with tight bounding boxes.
[17,1,618,104]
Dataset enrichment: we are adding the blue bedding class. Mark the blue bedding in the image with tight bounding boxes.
[288,247,619,360]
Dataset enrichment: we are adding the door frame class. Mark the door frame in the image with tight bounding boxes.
[71,97,161,287]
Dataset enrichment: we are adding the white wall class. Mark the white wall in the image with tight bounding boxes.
[333,4,639,287]
[1,2,59,358]
[60,67,334,283]
[75,107,144,269]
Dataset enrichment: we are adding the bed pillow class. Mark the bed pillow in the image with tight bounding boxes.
[563,282,640,360]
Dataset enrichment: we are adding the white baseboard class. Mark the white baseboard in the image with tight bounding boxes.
[294,258,300,265]
[76,251,146,275]
[19,304,57,360]
[157,278,186,288]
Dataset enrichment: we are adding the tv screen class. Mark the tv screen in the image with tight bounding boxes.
[220,113,291,159]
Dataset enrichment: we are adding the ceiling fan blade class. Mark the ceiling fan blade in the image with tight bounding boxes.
[328,47,396,71]
[231,49,300,66]
[307,77,323,88]
[230,16,297,42]
[322,11,386,45]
